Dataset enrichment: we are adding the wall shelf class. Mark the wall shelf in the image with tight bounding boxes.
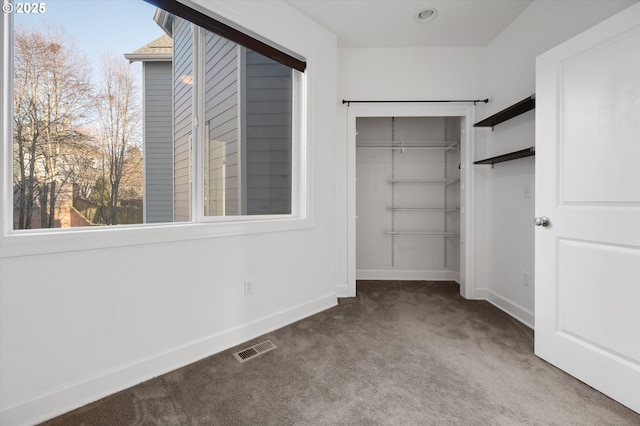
[473,94,536,167]
[474,95,535,129]
[388,207,459,212]
[390,178,460,185]
[385,231,458,237]
[357,141,458,151]
[474,147,535,166]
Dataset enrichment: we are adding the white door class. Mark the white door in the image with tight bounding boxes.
[535,3,640,412]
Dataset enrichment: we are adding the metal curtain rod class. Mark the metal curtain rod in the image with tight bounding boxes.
[342,99,489,106]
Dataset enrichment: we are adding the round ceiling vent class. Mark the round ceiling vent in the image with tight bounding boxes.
[415,7,437,23]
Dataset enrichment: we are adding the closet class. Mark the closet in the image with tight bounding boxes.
[356,116,461,280]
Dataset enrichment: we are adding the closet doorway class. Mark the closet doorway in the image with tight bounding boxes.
[346,103,476,299]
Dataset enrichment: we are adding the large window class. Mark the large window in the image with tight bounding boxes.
[5,0,305,232]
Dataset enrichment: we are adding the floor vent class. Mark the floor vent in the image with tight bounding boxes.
[233,340,277,363]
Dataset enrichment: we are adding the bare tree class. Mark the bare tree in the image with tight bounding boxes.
[13,31,39,229]
[13,25,94,228]
[95,54,142,225]
[58,127,102,200]
[119,145,144,201]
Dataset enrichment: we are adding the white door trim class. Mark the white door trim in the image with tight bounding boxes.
[345,102,476,298]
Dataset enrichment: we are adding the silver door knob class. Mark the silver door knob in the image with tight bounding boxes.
[534,216,550,227]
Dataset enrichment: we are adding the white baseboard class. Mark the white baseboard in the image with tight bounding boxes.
[1,293,337,426]
[474,288,534,329]
[338,273,461,299]
[356,269,459,281]
[335,284,349,298]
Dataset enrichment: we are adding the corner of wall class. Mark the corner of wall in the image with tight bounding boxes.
[474,287,534,329]
[1,293,337,426]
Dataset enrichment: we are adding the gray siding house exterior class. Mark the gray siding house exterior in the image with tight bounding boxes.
[204,32,240,215]
[125,35,174,223]
[127,11,293,221]
[244,50,292,215]
[172,17,193,221]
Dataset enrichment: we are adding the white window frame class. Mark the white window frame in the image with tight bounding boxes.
[0,6,310,259]
[192,27,305,223]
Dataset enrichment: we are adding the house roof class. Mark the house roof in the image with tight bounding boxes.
[124,34,172,62]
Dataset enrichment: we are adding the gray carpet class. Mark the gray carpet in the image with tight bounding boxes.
[41,281,640,425]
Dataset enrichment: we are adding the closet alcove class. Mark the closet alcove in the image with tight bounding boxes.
[356,116,461,280]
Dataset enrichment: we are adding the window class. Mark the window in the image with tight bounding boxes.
[202,39,294,217]
[4,0,306,233]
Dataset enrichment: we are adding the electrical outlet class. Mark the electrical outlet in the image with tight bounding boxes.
[523,184,530,198]
[523,271,530,287]
[244,280,254,295]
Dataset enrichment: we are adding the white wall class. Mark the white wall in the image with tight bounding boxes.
[475,0,638,327]
[0,1,337,425]
[335,0,638,322]
[335,47,486,295]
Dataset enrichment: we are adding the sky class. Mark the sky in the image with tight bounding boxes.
[14,0,166,83]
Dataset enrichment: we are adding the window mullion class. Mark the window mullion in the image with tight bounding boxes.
[1,11,13,236]
[192,25,205,222]
[292,70,305,218]
[238,46,247,215]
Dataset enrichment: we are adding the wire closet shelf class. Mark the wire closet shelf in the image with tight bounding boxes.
[356,140,460,152]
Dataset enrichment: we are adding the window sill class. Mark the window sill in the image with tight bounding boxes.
[0,216,312,259]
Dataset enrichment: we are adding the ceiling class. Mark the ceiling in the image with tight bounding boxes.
[285,0,533,47]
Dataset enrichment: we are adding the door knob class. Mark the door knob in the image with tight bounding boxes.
[534,216,550,227]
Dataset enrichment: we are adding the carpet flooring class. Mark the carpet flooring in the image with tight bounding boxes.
[41,281,640,425]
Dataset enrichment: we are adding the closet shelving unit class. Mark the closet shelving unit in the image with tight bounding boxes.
[360,141,461,239]
[474,95,535,166]
[356,123,460,268]
[384,175,459,239]
[355,115,463,273]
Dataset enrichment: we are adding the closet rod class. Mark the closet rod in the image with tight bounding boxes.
[342,99,489,106]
